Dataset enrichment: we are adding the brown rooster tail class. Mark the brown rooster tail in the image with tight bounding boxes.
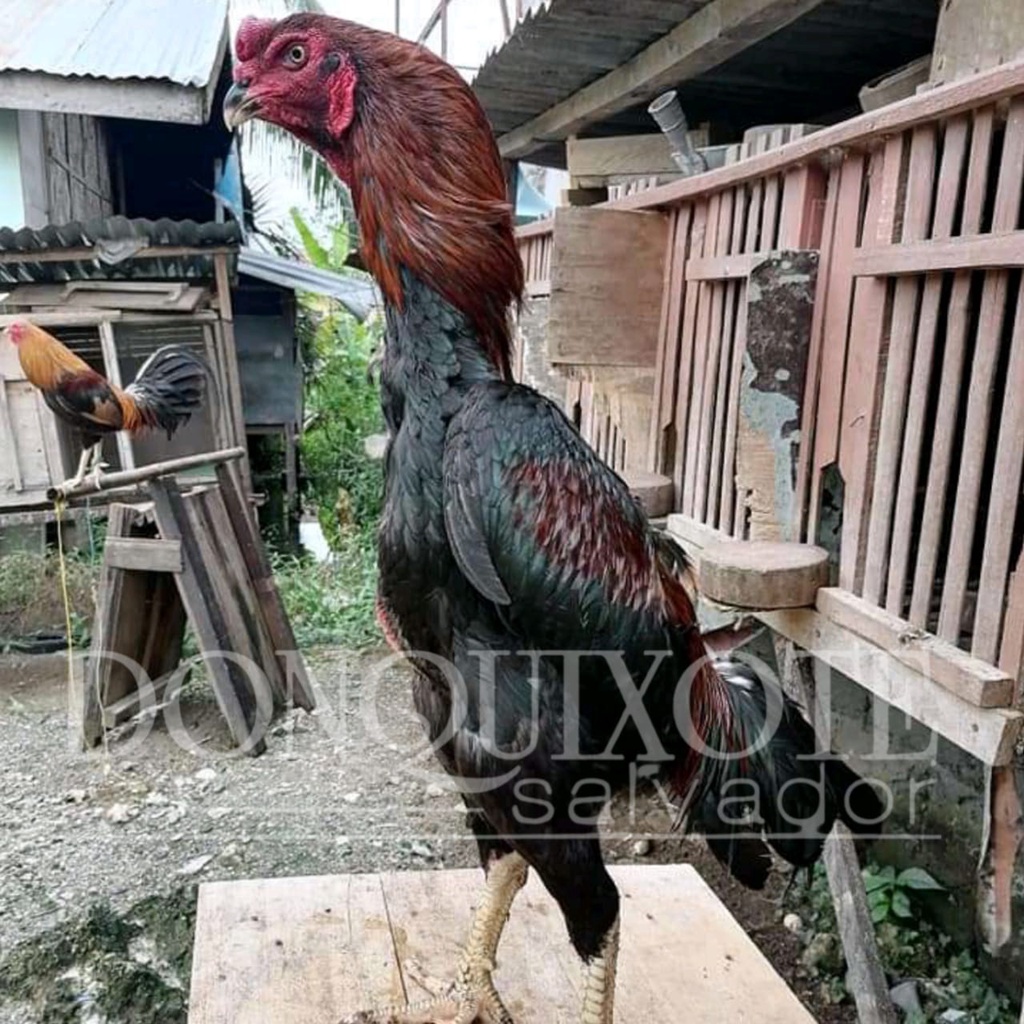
[680,657,883,890]
[121,347,213,437]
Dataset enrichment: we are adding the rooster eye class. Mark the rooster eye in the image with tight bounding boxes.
[285,44,307,67]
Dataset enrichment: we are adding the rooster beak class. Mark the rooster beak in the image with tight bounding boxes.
[224,82,261,130]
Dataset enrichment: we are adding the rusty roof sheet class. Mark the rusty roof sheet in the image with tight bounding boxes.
[0,0,229,88]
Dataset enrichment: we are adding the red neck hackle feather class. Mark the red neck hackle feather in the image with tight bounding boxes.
[237,16,524,379]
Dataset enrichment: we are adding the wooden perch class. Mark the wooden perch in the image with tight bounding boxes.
[48,447,247,502]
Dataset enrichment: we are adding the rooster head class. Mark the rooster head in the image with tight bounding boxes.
[3,320,31,347]
[224,14,524,381]
[225,16,360,149]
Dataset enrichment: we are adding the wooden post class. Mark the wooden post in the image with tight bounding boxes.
[774,638,898,1024]
[98,319,135,473]
[213,253,252,496]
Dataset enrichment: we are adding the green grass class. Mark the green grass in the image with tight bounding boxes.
[0,550,96,648]
[271,530,381,650]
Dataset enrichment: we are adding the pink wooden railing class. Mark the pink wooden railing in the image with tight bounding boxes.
[516,58,1024,678]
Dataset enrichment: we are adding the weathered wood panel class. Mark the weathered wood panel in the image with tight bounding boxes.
[548,207,669,367]
[190,867,816,1024]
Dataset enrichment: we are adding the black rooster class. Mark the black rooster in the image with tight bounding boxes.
[226,15,881,1023]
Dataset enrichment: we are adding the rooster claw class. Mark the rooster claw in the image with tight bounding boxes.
[340,984,511,1024]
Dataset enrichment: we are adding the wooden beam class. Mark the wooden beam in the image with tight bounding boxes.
[497,0,827,159]
[104,537,183,574]
[48,446,246,502]
[853,230,1024,277]
[685,252,763,281]
[0,311,123,328]
[608,55,1024,213]
[816,588,1015,708]
[0,71,210,125]
[567,134,697,179]
[759,607,1024,766]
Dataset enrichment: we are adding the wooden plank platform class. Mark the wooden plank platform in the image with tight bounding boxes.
[189,866,814,1023]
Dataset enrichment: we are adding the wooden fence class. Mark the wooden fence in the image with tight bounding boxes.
[516,57,1024,686]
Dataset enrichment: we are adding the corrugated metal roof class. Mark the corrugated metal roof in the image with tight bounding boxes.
[474,0,938,165]
[239,248,380,322]
[0,216,240,285]
[0,0,229,87]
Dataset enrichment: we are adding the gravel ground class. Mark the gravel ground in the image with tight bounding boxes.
[0,647,852,1023]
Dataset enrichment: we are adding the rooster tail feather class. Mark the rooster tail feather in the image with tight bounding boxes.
[682,658,881,888]
[123,347,212,436]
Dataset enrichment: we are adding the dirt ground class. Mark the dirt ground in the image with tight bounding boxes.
[0,647,853,1023]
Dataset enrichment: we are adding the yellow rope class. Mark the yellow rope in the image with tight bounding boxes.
[53,497,76,693]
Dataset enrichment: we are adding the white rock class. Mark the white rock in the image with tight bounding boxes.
[178,854,215,876]
[411,842,434,860]
[208,807,232,822]
[425,783,447,799]
[106,803,133,824]
[937,1012,968,1023]
[194,768,217,784]
[64,789,89,804]
[343,791,362,804]
[783,913,803,934]
[632,839,653,857]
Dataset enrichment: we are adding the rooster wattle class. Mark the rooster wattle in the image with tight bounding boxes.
[226,16,882,1024]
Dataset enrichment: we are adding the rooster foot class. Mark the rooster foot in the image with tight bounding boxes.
[340,971,515,1024]
[85,461,109,490]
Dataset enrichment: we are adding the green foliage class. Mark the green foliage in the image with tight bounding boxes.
[271,535,380,649]
[863,864,945,924]
[793,863,1017,1023]
[292,208,385,543]
[0,550,96,648]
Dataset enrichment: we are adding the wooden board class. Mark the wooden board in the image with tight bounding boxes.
[189,866,815,1024]
[548,207,669,368]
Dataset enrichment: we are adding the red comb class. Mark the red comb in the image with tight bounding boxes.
[8,321,27,343]
[236,17,277,62]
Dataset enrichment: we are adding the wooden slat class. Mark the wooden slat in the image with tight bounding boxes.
[685,253,761,281]
[862,126,936,605]
[938,97,1024,642]
[150,481,268,755]
[972,274,1024,662]
[759,607,1024,766]
[672,199,709,506]
[682,193,722,516]
[854,230,1024,276]
[98,319,134,472]
[778,164,827,249]
[707,274,738,527]
[807,155,864,544]
[816,588,1015,707]
[794,163,840,541]
[838,137,904,593]
[0,376,23,492]
[215,463,316,712]
[190,867,816,1024]
[886,115,970,615]
[649,208,683,470]
[104,537,182,573]
[693,191,735,522]
[607,56,1024,214]
[910,105,996,627]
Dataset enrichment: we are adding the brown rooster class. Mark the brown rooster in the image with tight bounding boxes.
[226,16,881,1024]
[4,320,209,488]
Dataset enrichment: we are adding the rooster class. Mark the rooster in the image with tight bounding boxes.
[226,17,882,1024]
[4,320,209,489]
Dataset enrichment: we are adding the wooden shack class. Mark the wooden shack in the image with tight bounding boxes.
[0,218,250,514]
[490,0,1024,995]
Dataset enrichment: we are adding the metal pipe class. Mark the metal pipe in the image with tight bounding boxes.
[648,91,707,177]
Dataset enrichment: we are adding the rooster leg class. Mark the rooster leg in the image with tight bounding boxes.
[340,851,528,1024]
[64,446,94,490]
[579,916,620,1024]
